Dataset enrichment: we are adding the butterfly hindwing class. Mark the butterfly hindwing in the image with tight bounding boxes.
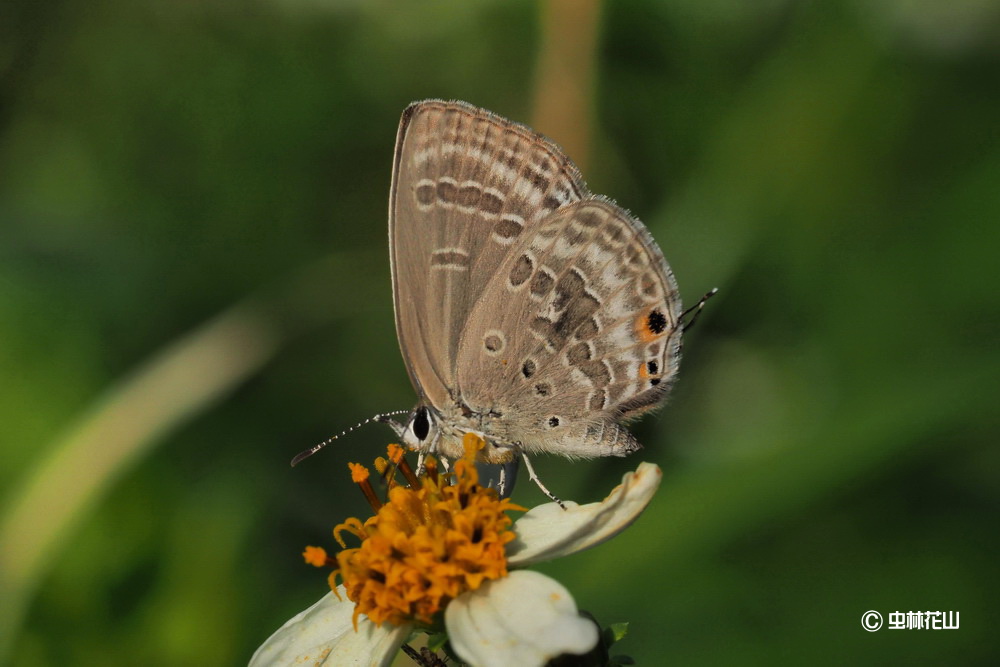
[456,198,683,457]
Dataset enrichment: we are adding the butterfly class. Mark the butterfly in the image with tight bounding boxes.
[383,100,694,487]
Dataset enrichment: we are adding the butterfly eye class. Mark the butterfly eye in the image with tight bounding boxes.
[411,406,431,441]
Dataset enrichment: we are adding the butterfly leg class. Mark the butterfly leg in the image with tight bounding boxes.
[414,452,450,477]
[520,452,566,510]
[414,429,444,477]
[497,457,519,498]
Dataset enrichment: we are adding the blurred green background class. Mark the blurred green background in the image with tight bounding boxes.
[2,0,998,664]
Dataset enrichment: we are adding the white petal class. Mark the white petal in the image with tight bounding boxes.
[445,570,598,667]
[250,588,411,666]
[507,461,661,567]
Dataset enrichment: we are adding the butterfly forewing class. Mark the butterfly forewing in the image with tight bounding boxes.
[455,198,682,457]
[389,100,588,409]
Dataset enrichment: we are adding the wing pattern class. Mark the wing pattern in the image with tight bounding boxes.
[456,198,682,457]
[390,100,588,408]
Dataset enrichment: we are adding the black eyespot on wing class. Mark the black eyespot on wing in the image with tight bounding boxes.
[548,416,560,427]
[412,406,430,441]
[647,360,658,375]
[647,309,667,335]
[650,378,661,386]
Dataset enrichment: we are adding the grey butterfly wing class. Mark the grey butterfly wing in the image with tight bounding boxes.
[455,198,683,458]
[389,100,588,409]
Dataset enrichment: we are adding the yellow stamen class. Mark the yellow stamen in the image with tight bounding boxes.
[391,447,420,488]
[303,546,329,567]
[317,434,525,629]
[386,444,405,464]
[423,458,439,485]
[349,462,382,511]
[333,516,366,548]
[349,462,369,484]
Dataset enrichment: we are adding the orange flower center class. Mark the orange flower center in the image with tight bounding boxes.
[305,433,524,628]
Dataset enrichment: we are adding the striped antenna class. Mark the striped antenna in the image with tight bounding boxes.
[291,410,409,467]
[681,287,718,332]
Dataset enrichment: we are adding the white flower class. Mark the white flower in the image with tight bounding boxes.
[251,460,661,667]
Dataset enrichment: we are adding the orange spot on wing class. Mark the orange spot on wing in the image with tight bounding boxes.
[635,312,659,343]
[636,307,670,343]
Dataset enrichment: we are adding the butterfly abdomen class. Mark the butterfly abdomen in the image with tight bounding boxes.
[578,420,641,458]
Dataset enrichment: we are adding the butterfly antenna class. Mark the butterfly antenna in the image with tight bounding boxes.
[681,287,718,332]
[291,410,409,467]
